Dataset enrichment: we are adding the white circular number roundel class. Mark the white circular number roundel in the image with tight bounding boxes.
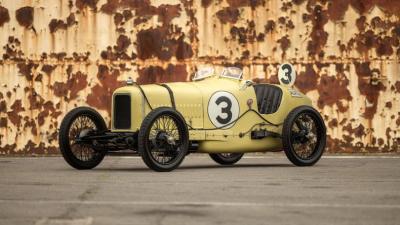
[278,63,296,86]
[207,91,240,129]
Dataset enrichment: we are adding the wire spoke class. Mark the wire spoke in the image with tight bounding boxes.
[146,114,183,165]
[291,113,319,159]
[68,115,98,162]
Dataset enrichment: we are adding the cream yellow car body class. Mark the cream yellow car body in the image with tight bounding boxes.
[111,75,311,153]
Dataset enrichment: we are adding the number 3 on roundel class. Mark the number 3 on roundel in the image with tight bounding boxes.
[278,63,296,87]
[207,91,240,129]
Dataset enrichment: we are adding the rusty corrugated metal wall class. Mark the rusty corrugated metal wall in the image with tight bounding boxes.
[0,0,399,155]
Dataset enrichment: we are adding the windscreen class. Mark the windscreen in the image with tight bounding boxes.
[220,67,243,80]
[193,67,215,81]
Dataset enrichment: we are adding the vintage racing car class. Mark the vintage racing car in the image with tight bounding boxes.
[59,64,326,172]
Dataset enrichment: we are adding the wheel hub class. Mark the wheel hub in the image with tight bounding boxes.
[78,129,94,138]
[152,131,176,149]
[294,124,310,144]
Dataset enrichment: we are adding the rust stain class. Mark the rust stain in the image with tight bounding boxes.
[230,21,261,44]
[53,71,88,100]
[114,12,123,26]
[328,118,338,128]
[21,141,55,155]
[317,64,352,112]
[7,100,24,126]
[41,65,55,76]
[87,65,124,114]
[216,7,240,24]
[343,123,366,138]
[100,0,119,14]
[101,34,132,60]
[356,16,366,31]
[23,116,37,136]
[226,0,265,10]
[49,19,67,33]
[394,81,400,93]
[354,62,386,120]
[120,0,153,9]
[0,144,17,155]
[136,28,193,61]
[137,64,187,84]
[375,36,393,57]
[0,117,7,128]
[75,0,98,11]
[15,6,34,28]
[49,52,67,61]
[17,61,38,81]
[281,2,293,12]
[351,16,399,58]
[132,3,192,61]
[295,64,319,94]
[49,13,77,33]
[157,4,181,25]
[27,88,46,111]
[201,0,212,8]
[277,35,290,57]
[306,4,328,57]
[67,13,77,26]
[2,36,23,60]
[122,10,133,21]
[0,6,10,26]
[37,101,61,126]
[115,34,131,53]
[265,20,275,33]
[0,100,6,113]
[327,0,349,21]
[69,72,88,100]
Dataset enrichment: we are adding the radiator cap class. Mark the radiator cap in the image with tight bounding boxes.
[126,77,134,85]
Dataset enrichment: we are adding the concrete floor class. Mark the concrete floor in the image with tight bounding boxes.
[0,155,399,225]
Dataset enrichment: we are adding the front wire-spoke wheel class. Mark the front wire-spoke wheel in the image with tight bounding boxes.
[59,107,107,169]
[139,107,189,172]
[282,106,326,166]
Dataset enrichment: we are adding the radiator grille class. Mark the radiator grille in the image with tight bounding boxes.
[113,95,131,129]
[254,84,283,114]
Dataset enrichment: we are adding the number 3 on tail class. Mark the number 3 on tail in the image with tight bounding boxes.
[278,63,296,86]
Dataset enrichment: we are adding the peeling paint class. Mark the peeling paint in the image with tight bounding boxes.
[0,0,398,155]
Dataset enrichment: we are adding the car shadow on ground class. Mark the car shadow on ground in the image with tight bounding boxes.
[88,163,295,172]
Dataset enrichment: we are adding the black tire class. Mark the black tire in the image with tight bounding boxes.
[138,107,189,172]
[59,107,107,169]
[209,153,244,165]
[282,106,326,166]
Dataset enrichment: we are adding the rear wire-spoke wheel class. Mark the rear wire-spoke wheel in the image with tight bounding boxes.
[282,106,326,166]
[138,107,189,172]
[209,153,244,165]
[59,107,107,169]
